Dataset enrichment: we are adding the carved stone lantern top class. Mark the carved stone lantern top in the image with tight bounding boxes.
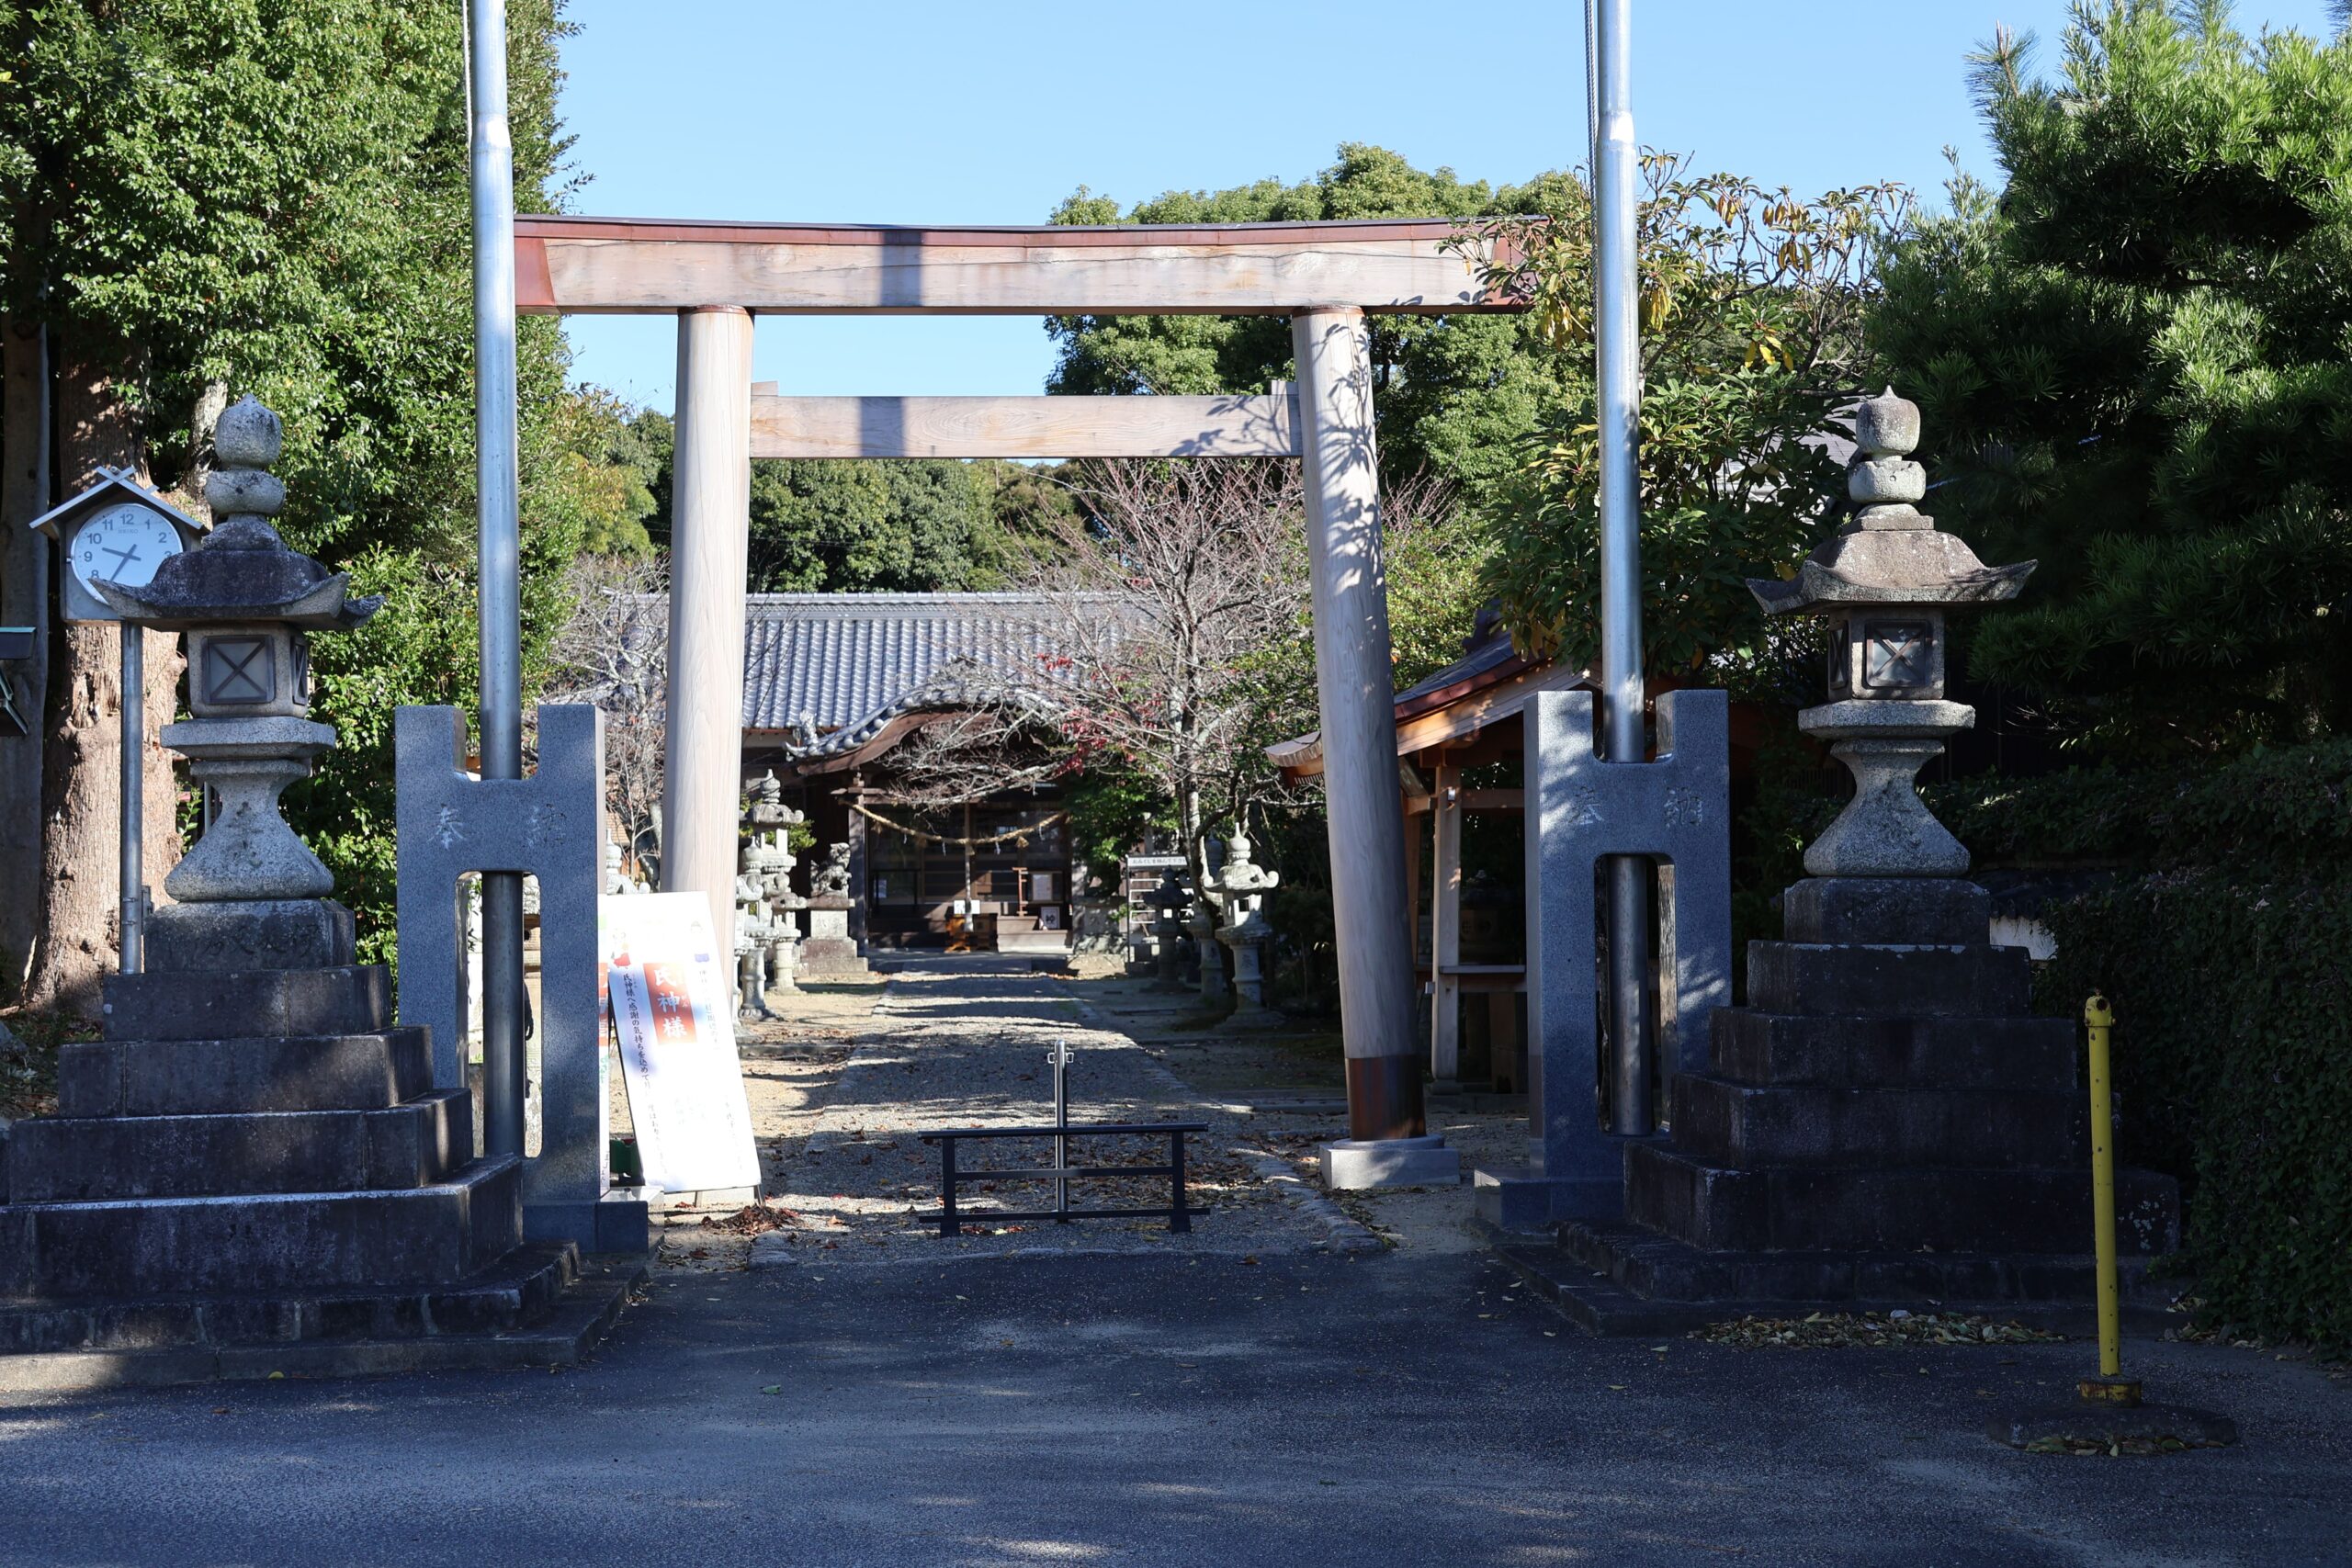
[92,396,383,632]
[1747,389,2033,622]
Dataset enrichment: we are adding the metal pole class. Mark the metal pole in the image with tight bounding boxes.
[1051,1038,1070,1223]
[2085,994,2121,1381]
[119,626,143,975]
[469,0,527,1160]
[1593,0,1653,1134]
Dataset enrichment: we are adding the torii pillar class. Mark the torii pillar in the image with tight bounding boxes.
[661,305,754,952]
[1295,308,1454,1188]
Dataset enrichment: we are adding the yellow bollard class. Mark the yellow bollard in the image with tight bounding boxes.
[2079,992,2138,1404]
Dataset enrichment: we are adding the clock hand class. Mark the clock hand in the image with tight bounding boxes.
[104,543,141,575]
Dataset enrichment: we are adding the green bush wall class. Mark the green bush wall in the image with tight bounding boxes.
[2038,872,2352,1351]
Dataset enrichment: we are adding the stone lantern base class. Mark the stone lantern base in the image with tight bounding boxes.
[1493,881,2183,1334]
[0,904,642,1392]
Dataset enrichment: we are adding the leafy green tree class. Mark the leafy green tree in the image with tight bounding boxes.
[0,0,616,972]
[1463,158,1907,686]
[1869,3,2352,752]
[633,408,1052,593]
[1046,144,1576,502]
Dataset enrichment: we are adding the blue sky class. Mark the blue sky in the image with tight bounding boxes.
[553,0,2340,415]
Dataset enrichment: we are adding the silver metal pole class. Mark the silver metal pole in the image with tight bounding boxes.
[119,625,143,975]
[469,0,527,1160]
[1593,0,1653,1134]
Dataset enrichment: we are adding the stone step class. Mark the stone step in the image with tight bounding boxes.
[101,964,390,1042]
[1553,1219,2175,1310]
[1746,941,2031,1018]
[1709,1008,2077,1090]
[0,1255,648,1393]
[0,1240,578,1357]
[0,1156,523,1299]
[1500,1224,2183,1336]
[57,1027,434,1118]
[6,1090,469,1202]
[1669,1075,2085,1169]
[1623,1142,2178,1257]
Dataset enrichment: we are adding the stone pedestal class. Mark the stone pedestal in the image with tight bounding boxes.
[1500,886,2179,1331]
[0,395,642,1392]
[1493,390,2172,1332]
[798,898,868,976]
[1321,1135,1462,1190]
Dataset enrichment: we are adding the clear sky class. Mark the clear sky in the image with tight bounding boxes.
[552,0,2340,415]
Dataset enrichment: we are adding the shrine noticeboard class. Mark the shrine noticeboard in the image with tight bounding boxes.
[598,893,761,1193]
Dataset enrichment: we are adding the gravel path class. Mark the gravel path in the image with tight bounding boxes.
[708,964,1371,1269]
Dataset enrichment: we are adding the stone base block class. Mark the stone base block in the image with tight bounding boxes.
[6,1089,470,1201]
[525,1189,650,1255]
[1472,1163,1624,1231]
[0,1155,524,1299]
[1624,1142,2179,1256]
[145,898,356,973]
[1746,941,2030,1018]
[0,1252,648,1393]
[1709,1009,2076,1091]
[57,1026,434,1118]
[1320,1135,1461,1190]
[1781,878,1989,946]
[101,964,390,1042]
[797,937,869,976]
[1669,1074,2085,1168]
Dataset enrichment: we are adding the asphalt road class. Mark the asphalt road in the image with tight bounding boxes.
[0,1249,2345,1567]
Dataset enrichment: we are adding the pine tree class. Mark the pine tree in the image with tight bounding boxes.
[1870,2,2352,753]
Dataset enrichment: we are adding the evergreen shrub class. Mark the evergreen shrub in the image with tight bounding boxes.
[2037,870,2352,1352]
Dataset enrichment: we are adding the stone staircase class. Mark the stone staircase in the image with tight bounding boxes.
[1501,885,2182,1336]
[0,910,640,1389]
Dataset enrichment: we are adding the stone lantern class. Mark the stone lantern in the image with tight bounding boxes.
[92,395,381,923]
[1747,388,2033,885]
[1205,829,1283,1026]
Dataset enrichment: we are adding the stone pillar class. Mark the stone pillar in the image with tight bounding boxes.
[1430,764,1463,1089]
[661,306,754,954]
[1291,308,1423,1148]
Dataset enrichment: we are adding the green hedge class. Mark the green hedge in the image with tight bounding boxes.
[2037,872,2352,1351]
[1926,740,2352,870]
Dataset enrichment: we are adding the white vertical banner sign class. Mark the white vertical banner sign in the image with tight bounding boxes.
[599,892,761,1193]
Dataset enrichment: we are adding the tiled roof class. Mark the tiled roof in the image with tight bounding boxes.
[738,592,1069,735]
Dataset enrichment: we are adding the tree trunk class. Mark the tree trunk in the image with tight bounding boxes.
[0,319,51,1000]
[21,339,186,1016]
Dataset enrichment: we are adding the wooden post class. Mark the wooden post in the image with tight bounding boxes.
[659,306,754,952]
[1430,762,1463,1089]
[1293,307,1421,1143]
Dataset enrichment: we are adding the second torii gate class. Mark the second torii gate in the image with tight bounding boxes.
[516,213,1523,1168]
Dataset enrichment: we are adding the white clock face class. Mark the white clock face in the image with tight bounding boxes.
[70,502,183,592]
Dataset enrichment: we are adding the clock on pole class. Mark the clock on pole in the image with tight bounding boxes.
[27,466,208,624]
[26,467,210,973]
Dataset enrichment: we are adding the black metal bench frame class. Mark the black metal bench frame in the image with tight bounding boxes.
[916,1122,1209,1236]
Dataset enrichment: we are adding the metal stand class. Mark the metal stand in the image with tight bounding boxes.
[119,624,144,974]
[1049,1036,1072,1223]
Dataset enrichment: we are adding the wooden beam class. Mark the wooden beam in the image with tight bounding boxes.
[515,215,1522,316]
[750,393,1298,460]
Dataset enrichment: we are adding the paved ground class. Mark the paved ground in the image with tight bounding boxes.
[3,965,2345,1565]
[1,1250,2346,1566]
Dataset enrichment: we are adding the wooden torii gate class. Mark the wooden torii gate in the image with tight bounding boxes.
[516,213,1523,1159]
